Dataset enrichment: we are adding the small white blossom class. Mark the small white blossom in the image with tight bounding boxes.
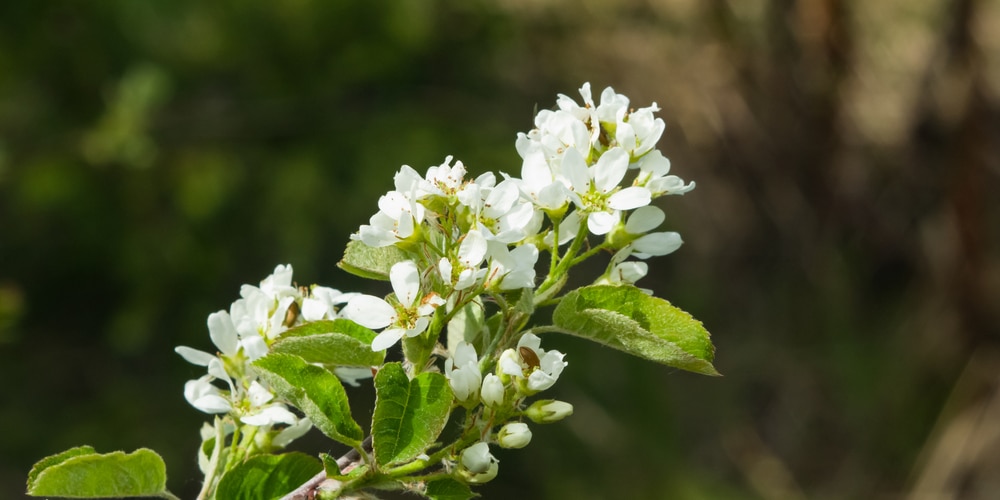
[498,333,567,394]
[342,260,445,351]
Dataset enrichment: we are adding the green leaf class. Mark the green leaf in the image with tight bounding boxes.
[271,319,384,367]
[372,363,453,467]
[27,447,169,498]
[254,353,364,447]
[338,239,408,280]
[320,453,342,477]
[425,477,475,500]
[552,285,719,376]
[27,446,96,489]
[216,452,322,500]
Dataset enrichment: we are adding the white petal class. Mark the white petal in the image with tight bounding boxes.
[633,232,683,256]
[301,297,330,322]
[406,316,430,337]
[334,367,374,387]
[459,230,488,268]
[247,381,275,406]
[273,417,313,447]
[241,334,269,361]
[560,148,590,193]
[587,211,619,235]
[207,311,240,356]
[371,328,405,351]
[242,405,298,426]
[192,395,232,414]
[592,148,629,193]
[343,295,395,329]
[517,333,542,351]
[608,186,652,211]
[390,260,420,307]
[175,346,216,367]
[625,206,665,234]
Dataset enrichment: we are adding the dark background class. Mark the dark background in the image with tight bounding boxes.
[2,1,999,498]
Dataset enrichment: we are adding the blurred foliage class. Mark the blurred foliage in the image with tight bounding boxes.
[1,0,999,499]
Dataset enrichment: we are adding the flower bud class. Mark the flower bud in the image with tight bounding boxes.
[525,399,574,423]
[497,422,532,449]
[460,442,497,475]
[480,373,505,408]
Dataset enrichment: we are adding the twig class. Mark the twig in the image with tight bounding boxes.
[281,436,373,500]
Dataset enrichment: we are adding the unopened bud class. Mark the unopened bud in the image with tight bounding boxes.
[480,373,505,408]
[459,442,499,483]
[497,422,532,449]
[525,399,573,423]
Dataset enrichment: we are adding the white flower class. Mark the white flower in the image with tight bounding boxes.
[480,373,505,408]
[438,229,489,291]
[499,333,567,394]
[616,104,665,159]
[484,241,538,290]
[497,422,532,449]
[301,286,354,322]
[183,376,231,414]
[444,341,482,403]
[354,189,426,248]
[342,260,445,351]
[562,147,651,235]
[634,150,695,197]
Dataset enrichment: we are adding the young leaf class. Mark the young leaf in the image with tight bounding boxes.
[425,477,475,500]
[372,363,453,467]
[552,285,720,376]
[215,452,323,500]
[338,239,408,280]
[271,319,384,367]
[26,448,169,498]
[254,353,364,447]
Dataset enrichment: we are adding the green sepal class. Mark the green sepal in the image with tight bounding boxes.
[26,447,170,498]
[271,319,384,367]
[371,363,453,467]
[338,239,408,280]
[215,452,322,500]
[552,285,720,376]
[253,353,365,447]
[425,477,475,500]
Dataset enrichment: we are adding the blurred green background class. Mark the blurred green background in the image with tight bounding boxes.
[2,0,999,498]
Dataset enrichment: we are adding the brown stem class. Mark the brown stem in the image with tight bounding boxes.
[280,435,373,500]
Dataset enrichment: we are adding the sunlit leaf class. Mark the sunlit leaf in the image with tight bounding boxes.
[372,363,453,466]
[552,285,719,376]
[26,447,169,498]
[254,353,364,447]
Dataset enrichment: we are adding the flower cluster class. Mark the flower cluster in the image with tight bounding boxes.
[446,336,572,483]
[175,265,359,449]
[169,82,694,494]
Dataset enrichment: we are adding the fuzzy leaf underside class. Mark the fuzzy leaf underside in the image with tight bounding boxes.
[338,239,408,280]
[26,447,168,498]
[552,285,719,376]
[272,319,384,367]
